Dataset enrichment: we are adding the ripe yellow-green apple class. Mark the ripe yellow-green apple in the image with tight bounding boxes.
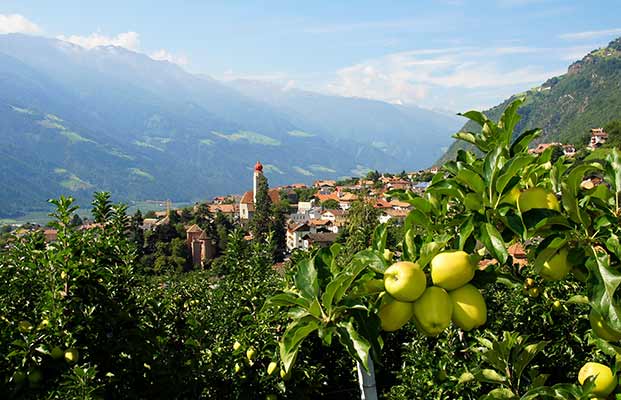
[552,300,562,310]
[383,261,426,302]
[412,286,453,336]
[449,284,487,331]
[246,347,256,362]
[535,247,571,281]
[64,348,79,364]
[18,320,33,333]
[378,294,415,332]
[234,363,242,373]
[267,361,278,376]
[51,346,64,360]
[430,251,475,291]
[528,287,540,298]
[589,309,621,341]
[233,341,241,351]
[280,369,291,381]
[37,319,50,330]
[517,187,560,213]
[525,278,535,287]
[578,362,617,397]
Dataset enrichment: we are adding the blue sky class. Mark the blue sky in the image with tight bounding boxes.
[1,0,620,111]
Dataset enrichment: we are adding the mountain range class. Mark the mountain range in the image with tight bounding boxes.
[0,33,462,217]
[441,37,621,163]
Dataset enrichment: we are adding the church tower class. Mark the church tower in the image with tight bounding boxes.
[253,161,263,203]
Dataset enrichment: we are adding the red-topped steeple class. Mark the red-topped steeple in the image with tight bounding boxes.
[254,161,263,172]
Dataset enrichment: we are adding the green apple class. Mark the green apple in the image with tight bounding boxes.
[449,284,487,331]
[431,251,475,291]
[267,361,278,376]
[383,261,426,302]
[378,294,415,332]
[246,346,256,362]
[14,371,26,384]
[18,320,33,333]
[412,286,453,336]
[578,362,617,397]
[589,309,621,341]
[64,348,79,364]
[28,369,42,385]
[234,363,242,373]
[233,341,241,351]
[51,346,64,360]
[535,247,571,281]
[518,187,560,213]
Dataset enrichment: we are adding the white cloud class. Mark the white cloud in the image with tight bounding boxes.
[56,31,190,66]
[57,31,140,51]
[559,28,621,41]
[0,13,42,34]
[150,49,189,66]
[326,46,565,108]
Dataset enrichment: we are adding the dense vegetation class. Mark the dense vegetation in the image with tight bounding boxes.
[5,99,621,399]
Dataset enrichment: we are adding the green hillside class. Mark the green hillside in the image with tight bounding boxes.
[440,37,621,163]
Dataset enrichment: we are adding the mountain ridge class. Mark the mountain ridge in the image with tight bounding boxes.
[0,33,460,217]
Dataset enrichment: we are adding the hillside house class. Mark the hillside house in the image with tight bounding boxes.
[589,128,608,149]
[286,221,334,251]
[378,209,409,224]
[321,209,348,226]
[185,224,216,267]
[302,232,338,249]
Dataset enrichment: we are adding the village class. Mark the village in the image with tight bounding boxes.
[3,127,611,269]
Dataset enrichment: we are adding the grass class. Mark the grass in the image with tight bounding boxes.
[134,140,164,151]
[211,130,281,146]
[287,130,315,137]
[60,175,94,191]
[38,116,95,144]
[129,168,155,181]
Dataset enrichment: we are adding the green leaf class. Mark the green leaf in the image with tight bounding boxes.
[481,388,518,399]
[352,249,387,274]
[510,128,541,156]
[279,317,320,373]
[294,258,319,300]
[498,98,525,143]
[403,229,417,262]
[322,262,367,315]
[477,223,509,264]
[589,248,621,332]
[336,319,372,371]
[514,341,548,385]
[496,155,534,195]
[459,216,475,251]
[371,224,387,253]
[459,110,490,127]
[261,293,311,313]
[477,368,508,384]
[456,164,486,194]
[418,240,448,269]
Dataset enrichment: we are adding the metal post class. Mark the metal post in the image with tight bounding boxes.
[356,356,378,400]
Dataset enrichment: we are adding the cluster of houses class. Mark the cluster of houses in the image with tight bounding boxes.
[528,127,609,156]
[6,127,611,266]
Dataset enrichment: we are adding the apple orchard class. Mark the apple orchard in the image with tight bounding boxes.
[5,98,621,399]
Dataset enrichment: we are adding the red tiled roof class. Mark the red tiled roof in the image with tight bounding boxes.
[240,189,280,205]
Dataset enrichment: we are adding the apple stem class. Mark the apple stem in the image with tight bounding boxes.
[356,356,378,400]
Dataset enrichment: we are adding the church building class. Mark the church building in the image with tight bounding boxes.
[239,161,281,220]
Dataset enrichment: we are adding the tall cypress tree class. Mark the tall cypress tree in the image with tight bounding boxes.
[250,173,272,241]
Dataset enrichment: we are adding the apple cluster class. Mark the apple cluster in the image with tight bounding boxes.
[379,251,487,336]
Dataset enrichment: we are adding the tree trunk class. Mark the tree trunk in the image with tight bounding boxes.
[356,357,378,400]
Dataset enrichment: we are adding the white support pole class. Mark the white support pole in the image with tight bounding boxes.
[356,356,378,400]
